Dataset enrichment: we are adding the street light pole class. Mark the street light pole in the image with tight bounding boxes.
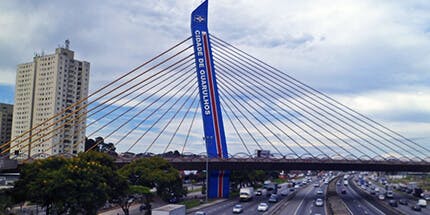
[203,136,212,202]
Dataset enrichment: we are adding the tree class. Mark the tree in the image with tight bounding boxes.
[100,142,116,154]
[12,157,69,214]
[119,157,186,202]
[12,152,120,214]
[85,137,117,155]
[230,170,272,191]
[84,137,98,151]
[0,189,13,214]
[109,177,132,215]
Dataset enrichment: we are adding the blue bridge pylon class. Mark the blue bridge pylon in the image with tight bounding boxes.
[191,0,230,199]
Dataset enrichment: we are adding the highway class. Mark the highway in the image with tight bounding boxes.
[200,178,329,215]
[336,178,385,215]
[187,179,329,215]
[357,177,430,215]
[276,182,327,215]
[187,186,292,215]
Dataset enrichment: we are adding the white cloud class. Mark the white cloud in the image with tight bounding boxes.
[334,86,430,121]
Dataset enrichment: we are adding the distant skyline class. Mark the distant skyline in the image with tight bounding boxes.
[0,0,429,153]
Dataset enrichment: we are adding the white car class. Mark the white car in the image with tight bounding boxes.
[257,203,269,212]
[316,189,324,195]
[418,199,427,208]
[232,204,243,213]
[315,198,324,207]
[378,194,385,200]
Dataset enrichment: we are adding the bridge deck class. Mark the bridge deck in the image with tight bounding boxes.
[2,157,428,172]
[115,157,430,172]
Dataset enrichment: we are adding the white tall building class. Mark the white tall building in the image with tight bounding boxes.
[11,41,90,159]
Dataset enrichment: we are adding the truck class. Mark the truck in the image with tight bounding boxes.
[343,180,349,186]
[239,187,255,201]
[152,204,185,215]
[256,149,271,158]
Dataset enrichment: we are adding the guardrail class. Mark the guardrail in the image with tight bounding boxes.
[326,176,351,215]
[349,177,405,215]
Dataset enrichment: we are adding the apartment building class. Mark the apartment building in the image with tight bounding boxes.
[0,103,13,151]
[10,41,90,159]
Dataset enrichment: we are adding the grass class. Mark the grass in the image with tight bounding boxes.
[390,176,430,191]
[180,199,202,209]
[273,178,289,184]
[188,187,202,193]
[230,191,239,198]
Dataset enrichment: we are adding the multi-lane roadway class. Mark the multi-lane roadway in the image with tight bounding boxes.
[275,180,327,215]
[188,177,330,215]
[354,176,430,215]
[336,178,385,215]
[187,187,290,215]
[186,174,429,215]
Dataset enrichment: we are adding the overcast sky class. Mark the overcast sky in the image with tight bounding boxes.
[0,0,429,155]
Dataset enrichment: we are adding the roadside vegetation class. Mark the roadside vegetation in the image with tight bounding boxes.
[0,151,186,215]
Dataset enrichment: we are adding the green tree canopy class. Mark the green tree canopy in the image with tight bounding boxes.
[12,152,120,214]
[118,157,186,201]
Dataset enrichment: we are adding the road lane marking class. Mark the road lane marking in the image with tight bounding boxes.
[350,180,384,215]
[293,185,313,215]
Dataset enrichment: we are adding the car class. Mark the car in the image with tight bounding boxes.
[139,204,151,211]
[316,189,324,195]
[269,196,278,203]
[341,189,347,194]
[389,200,398,207]
[269,194,278,203]
[422,193,430,200]
[256,190,262,196]
[232,204,243,213]
[370,190,376,195]
[386,190,394,198]
[281,190,288,196]
[399,199,408,205]
[378,194,385,200]
[336,181,341,186]
[375,187,380,193]
[289,188,295,192]
[168,196,178,203]
[411,204,422,211]
[418,199,427,207]
[257,203,269,212]
[294,184,300,189]
[315,198,324,207]
[314,183,320,187]
[195,211,206,215]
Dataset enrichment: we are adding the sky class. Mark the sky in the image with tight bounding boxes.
[0,0,429,156]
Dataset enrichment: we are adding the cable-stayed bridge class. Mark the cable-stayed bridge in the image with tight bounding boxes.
[1,0,429,198]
